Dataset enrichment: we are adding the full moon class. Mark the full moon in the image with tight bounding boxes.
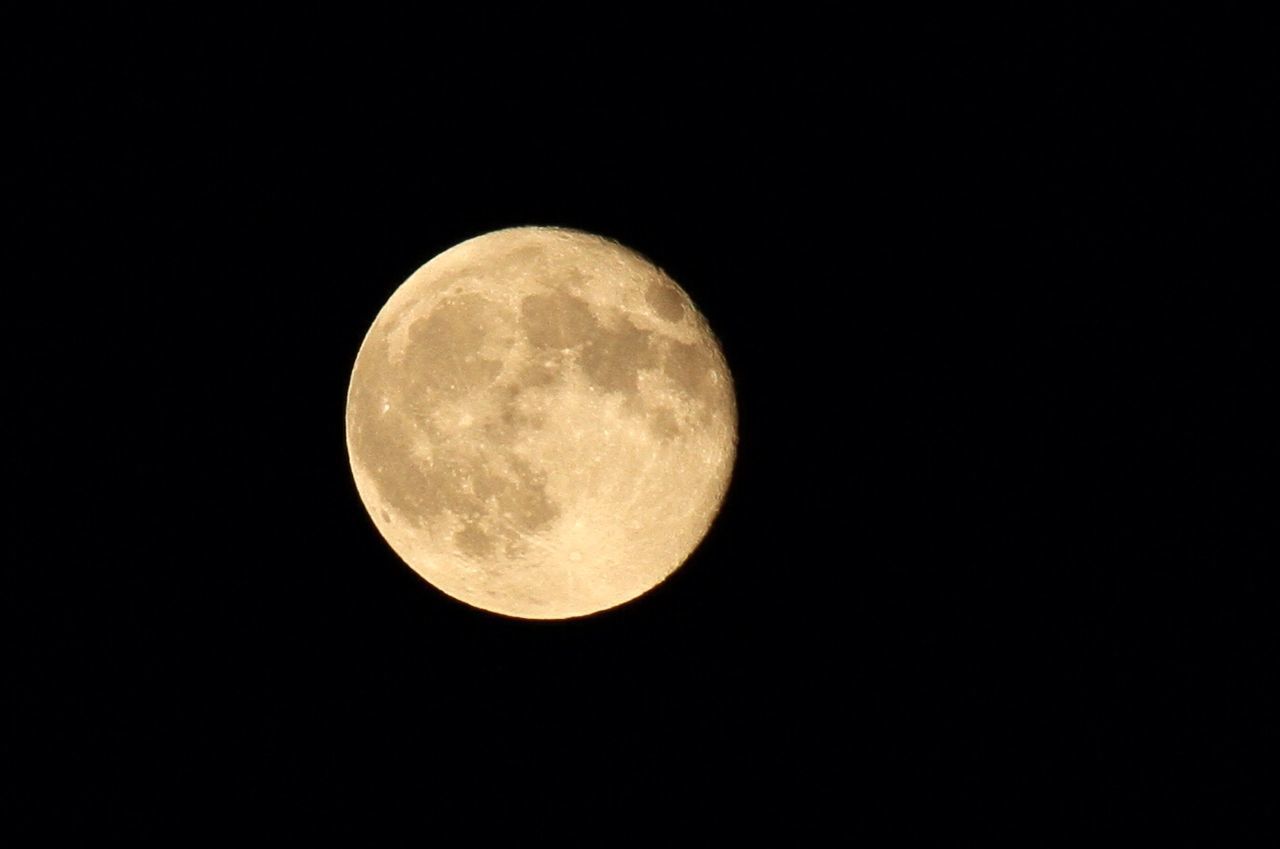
[345,227,737,619]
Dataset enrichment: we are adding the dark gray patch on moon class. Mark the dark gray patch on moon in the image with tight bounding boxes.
[404,294,505,397]
[645,279,686,322]
[520,291,599,350]
[500,245,545,268]
[581,317,658,394]
[515,356,563,389]
[454,523,497,558]
[648,407,681,440]
[662,338,716,397]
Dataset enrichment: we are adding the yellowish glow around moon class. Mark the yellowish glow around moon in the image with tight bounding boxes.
[345,227,737,619]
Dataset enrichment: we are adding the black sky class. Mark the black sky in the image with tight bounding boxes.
[5,12,1276,841]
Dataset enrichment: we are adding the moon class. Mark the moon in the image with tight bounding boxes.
[345,227,737,619]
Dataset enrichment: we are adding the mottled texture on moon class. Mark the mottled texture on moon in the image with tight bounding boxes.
[346,227,737,619]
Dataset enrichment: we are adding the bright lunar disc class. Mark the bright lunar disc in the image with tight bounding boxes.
[345,227,737,619]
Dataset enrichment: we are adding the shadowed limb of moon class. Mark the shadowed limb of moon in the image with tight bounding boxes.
[346,227,737,619]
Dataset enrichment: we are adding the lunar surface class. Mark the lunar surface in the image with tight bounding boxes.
[345,227,737,619]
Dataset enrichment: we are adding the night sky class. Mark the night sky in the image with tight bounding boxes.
[6,13,1275,840]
